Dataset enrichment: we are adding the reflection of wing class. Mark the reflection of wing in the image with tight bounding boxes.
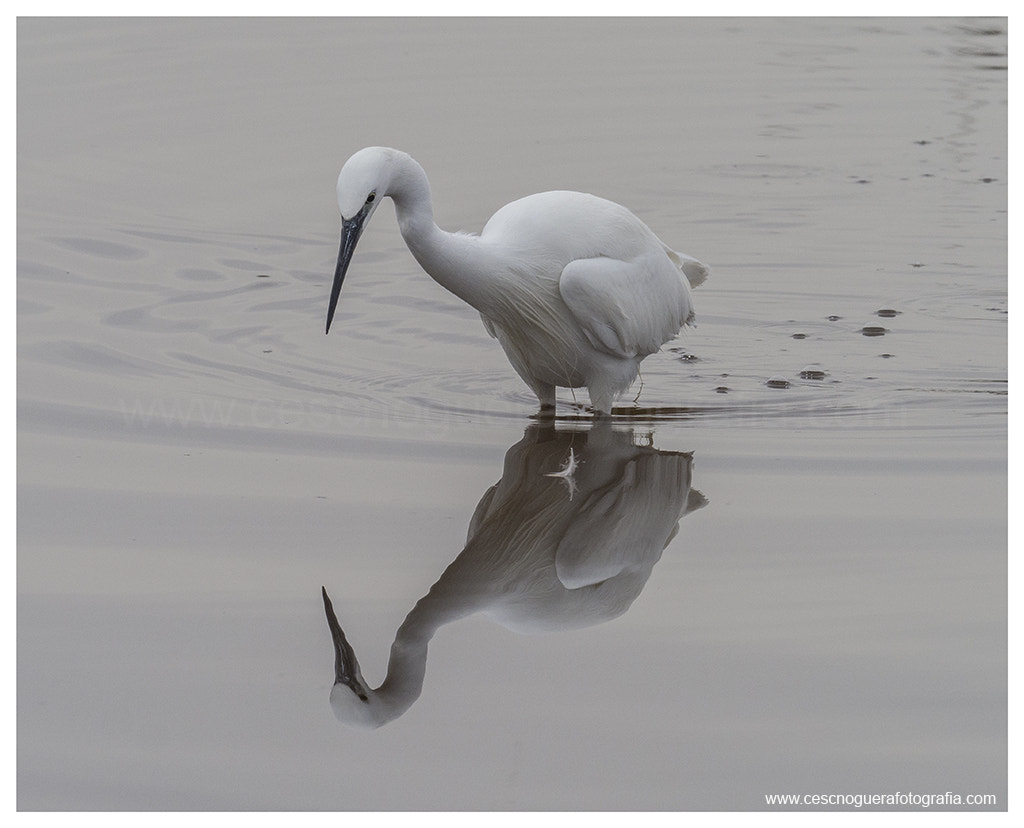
[559,251,694,359]
[554,451,694,589]
[466,482,499,544]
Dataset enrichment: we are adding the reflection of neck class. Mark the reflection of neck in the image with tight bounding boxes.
[371,630,429,716]
[371,582,482,716]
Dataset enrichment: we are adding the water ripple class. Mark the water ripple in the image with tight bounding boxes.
[18,221,1007,432]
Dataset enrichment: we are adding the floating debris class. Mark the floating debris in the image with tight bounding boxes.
[545,447,580,480]
[256,273,271,278]
[799,366,828,380]
[791,333,807,340]
[715,386,730,394]
[861,325,888,337]
[910,262,925,268]
[545,448,580,500]
[875,308,901,318]
[879,353,895,358]
[766,376,790,389]
[666,346,699,362]
[827,314,842,321]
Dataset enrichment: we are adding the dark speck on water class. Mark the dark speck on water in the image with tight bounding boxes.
[766,376,791,388]
[875,308,901,317]
[861,325,888,337]
[667,346,699,362]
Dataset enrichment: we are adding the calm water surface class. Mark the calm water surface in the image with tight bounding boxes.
[17,18,1006,810]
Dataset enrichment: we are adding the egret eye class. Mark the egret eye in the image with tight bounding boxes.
[366,193,376,204]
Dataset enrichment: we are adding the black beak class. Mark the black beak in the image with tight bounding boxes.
[321,586,368,699]
[325,208,369,335]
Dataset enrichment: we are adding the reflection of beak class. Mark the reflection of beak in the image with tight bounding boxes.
[321,587,368,701]
[325,204,371,335]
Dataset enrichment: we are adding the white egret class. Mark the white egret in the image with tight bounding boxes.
[327,147,709,414]
[322,422,707,728]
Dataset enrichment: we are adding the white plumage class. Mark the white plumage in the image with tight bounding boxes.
[327,147,709,414]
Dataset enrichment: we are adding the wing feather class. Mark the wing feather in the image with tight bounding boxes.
[559,252,695,359]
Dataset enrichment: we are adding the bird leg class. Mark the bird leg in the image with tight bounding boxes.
[632,369,645,404]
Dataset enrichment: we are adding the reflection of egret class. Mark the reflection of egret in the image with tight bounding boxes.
[326,147,709,414]
[322,423,707,728]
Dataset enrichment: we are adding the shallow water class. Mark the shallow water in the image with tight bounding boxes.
[17,18,1006,810]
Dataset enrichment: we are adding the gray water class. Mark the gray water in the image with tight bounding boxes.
[18,18,1006,810]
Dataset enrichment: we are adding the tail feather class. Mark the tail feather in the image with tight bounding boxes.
[663,245,710,288]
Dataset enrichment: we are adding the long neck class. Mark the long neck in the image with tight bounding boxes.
[388,155,495,311]
[369,552,497,715]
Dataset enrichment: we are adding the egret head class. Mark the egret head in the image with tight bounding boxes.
[321,586,390,729]
[326,147,404,334]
